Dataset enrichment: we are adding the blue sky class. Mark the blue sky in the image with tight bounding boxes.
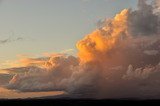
[0,0,138,68]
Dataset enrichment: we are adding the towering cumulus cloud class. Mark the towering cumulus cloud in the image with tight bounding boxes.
[6,0,160,98]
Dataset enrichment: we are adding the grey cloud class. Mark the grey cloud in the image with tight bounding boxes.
[143,50,159,55]
[0,37,24,45]
[128,0,160,36]
[98,0,160,36]
[0,38,10,44]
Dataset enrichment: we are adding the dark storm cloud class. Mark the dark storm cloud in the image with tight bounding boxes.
[128,0,160,36]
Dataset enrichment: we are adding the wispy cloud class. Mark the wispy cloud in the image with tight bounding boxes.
[0,37,23,45]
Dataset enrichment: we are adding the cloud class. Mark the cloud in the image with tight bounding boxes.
[7,55,79,92]
[143,50,159,55]
[0,37,23,45]
[3,0,160,99]
[0,38,10,44]
[0,74,12,86]
[128,0,160,36]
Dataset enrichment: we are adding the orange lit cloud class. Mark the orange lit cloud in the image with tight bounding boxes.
[77,9,129,63]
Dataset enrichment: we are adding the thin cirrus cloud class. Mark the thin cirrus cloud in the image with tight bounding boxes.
[0,37,23,45]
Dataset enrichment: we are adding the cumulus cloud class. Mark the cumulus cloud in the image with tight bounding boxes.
[4,0,160,99]
[7,55,79,92]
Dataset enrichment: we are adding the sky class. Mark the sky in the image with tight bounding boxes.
[1,0,160,99]
[0,0,137,69]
